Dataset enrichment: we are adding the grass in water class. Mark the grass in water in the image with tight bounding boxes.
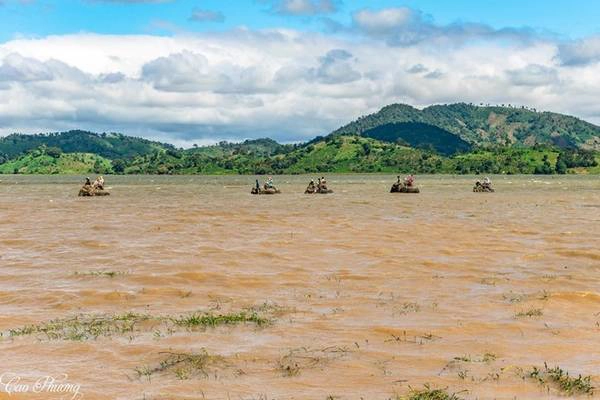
[529,363,594,395]
[277,346,349,377]
[503,290,549,303]
[135,350,228,380]
[8,312,150,341]
[398,385,464,400]
[515,308,543,318]
[172,311,269,328]
[453,353,497,363]
[74,270,127,278]
[7,310,271,341]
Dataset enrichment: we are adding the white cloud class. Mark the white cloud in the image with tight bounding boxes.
[350,7,539,47]
[267,0,339,16]
[0,21,600,145]
[558,35,600,66]
[507,64,559,86]
[352,8,413,35]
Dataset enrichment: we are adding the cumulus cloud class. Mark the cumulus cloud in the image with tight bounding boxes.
[507,64,559,86]
[0,53,53,82]
[407,64,428,74]
[189,8,225,23]
[0,53,89,83]
[267,0,339,16]
[558,36,600,66]
[424,70,444,80]
[309,49,361,84]
[353,8,413,35]
[350,7,538,47]
[1,14,600,145]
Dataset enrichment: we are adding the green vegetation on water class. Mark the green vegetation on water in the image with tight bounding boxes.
[172,311,269,328]
[529,363,594,395]
[398,385,464,400]
[7,310,271,341]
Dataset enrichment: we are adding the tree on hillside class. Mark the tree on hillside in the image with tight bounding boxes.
[555,154,568,174]
[112,159,126,174]
[535,154,554,174]
[45,146,63,159]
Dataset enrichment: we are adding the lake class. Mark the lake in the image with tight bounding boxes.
[0,174,599,399]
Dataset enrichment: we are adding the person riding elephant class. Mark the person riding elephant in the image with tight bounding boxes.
[265,176,274,189]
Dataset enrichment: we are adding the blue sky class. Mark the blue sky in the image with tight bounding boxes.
[1,0,600,145]
[1,0,599,41]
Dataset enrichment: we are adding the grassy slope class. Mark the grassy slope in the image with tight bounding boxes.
[0,152,113,174]
[123,135,446,175]
[283,135,440,174]
[120,136,583,175]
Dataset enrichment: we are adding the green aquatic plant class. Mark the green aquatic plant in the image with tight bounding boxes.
[135,350,225,380]
[277,346,349,377]
[172,311,269,328]
[8,312,150,340]
[398,385,464,400]
[74,270,128,278]
[529,363,594,395]
[503,290,550,303]
[385,331,442,345]
[515,308,543,318]
[7,309,272,341]
[453,353,497,363]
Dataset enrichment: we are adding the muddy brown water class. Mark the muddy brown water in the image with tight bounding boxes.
[0,175,599,399]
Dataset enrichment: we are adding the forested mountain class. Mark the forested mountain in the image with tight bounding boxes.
[332,103,600,152]
[0,130,171,159]
[0,104,599,175]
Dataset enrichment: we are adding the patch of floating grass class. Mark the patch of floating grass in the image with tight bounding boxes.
[7,309,273,341]
[385,331,442,345]
[8,312,150,341]
[398,385,464,400]
[515,308,543,318]
[529,363,594,395]
[246,301,291,317]
[503,290,549,303]
[135,350,226,380]
[172,311,269,328]
[439,352,498,377]
[398,302,421,314]
[277,346,349,377]
[453,353,497,363]
[74,270,128,278]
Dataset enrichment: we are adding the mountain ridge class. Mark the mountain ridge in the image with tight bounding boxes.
[332,103,600,152]
[1,103,599,175]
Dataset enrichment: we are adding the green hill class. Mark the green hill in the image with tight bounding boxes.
[1,103,599,175]
[122,135,446,175]
[0,130,171,160]
[117,135,598,175]
[332,103,600,151]
[0,146,112,175]
[1,135,598,175]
